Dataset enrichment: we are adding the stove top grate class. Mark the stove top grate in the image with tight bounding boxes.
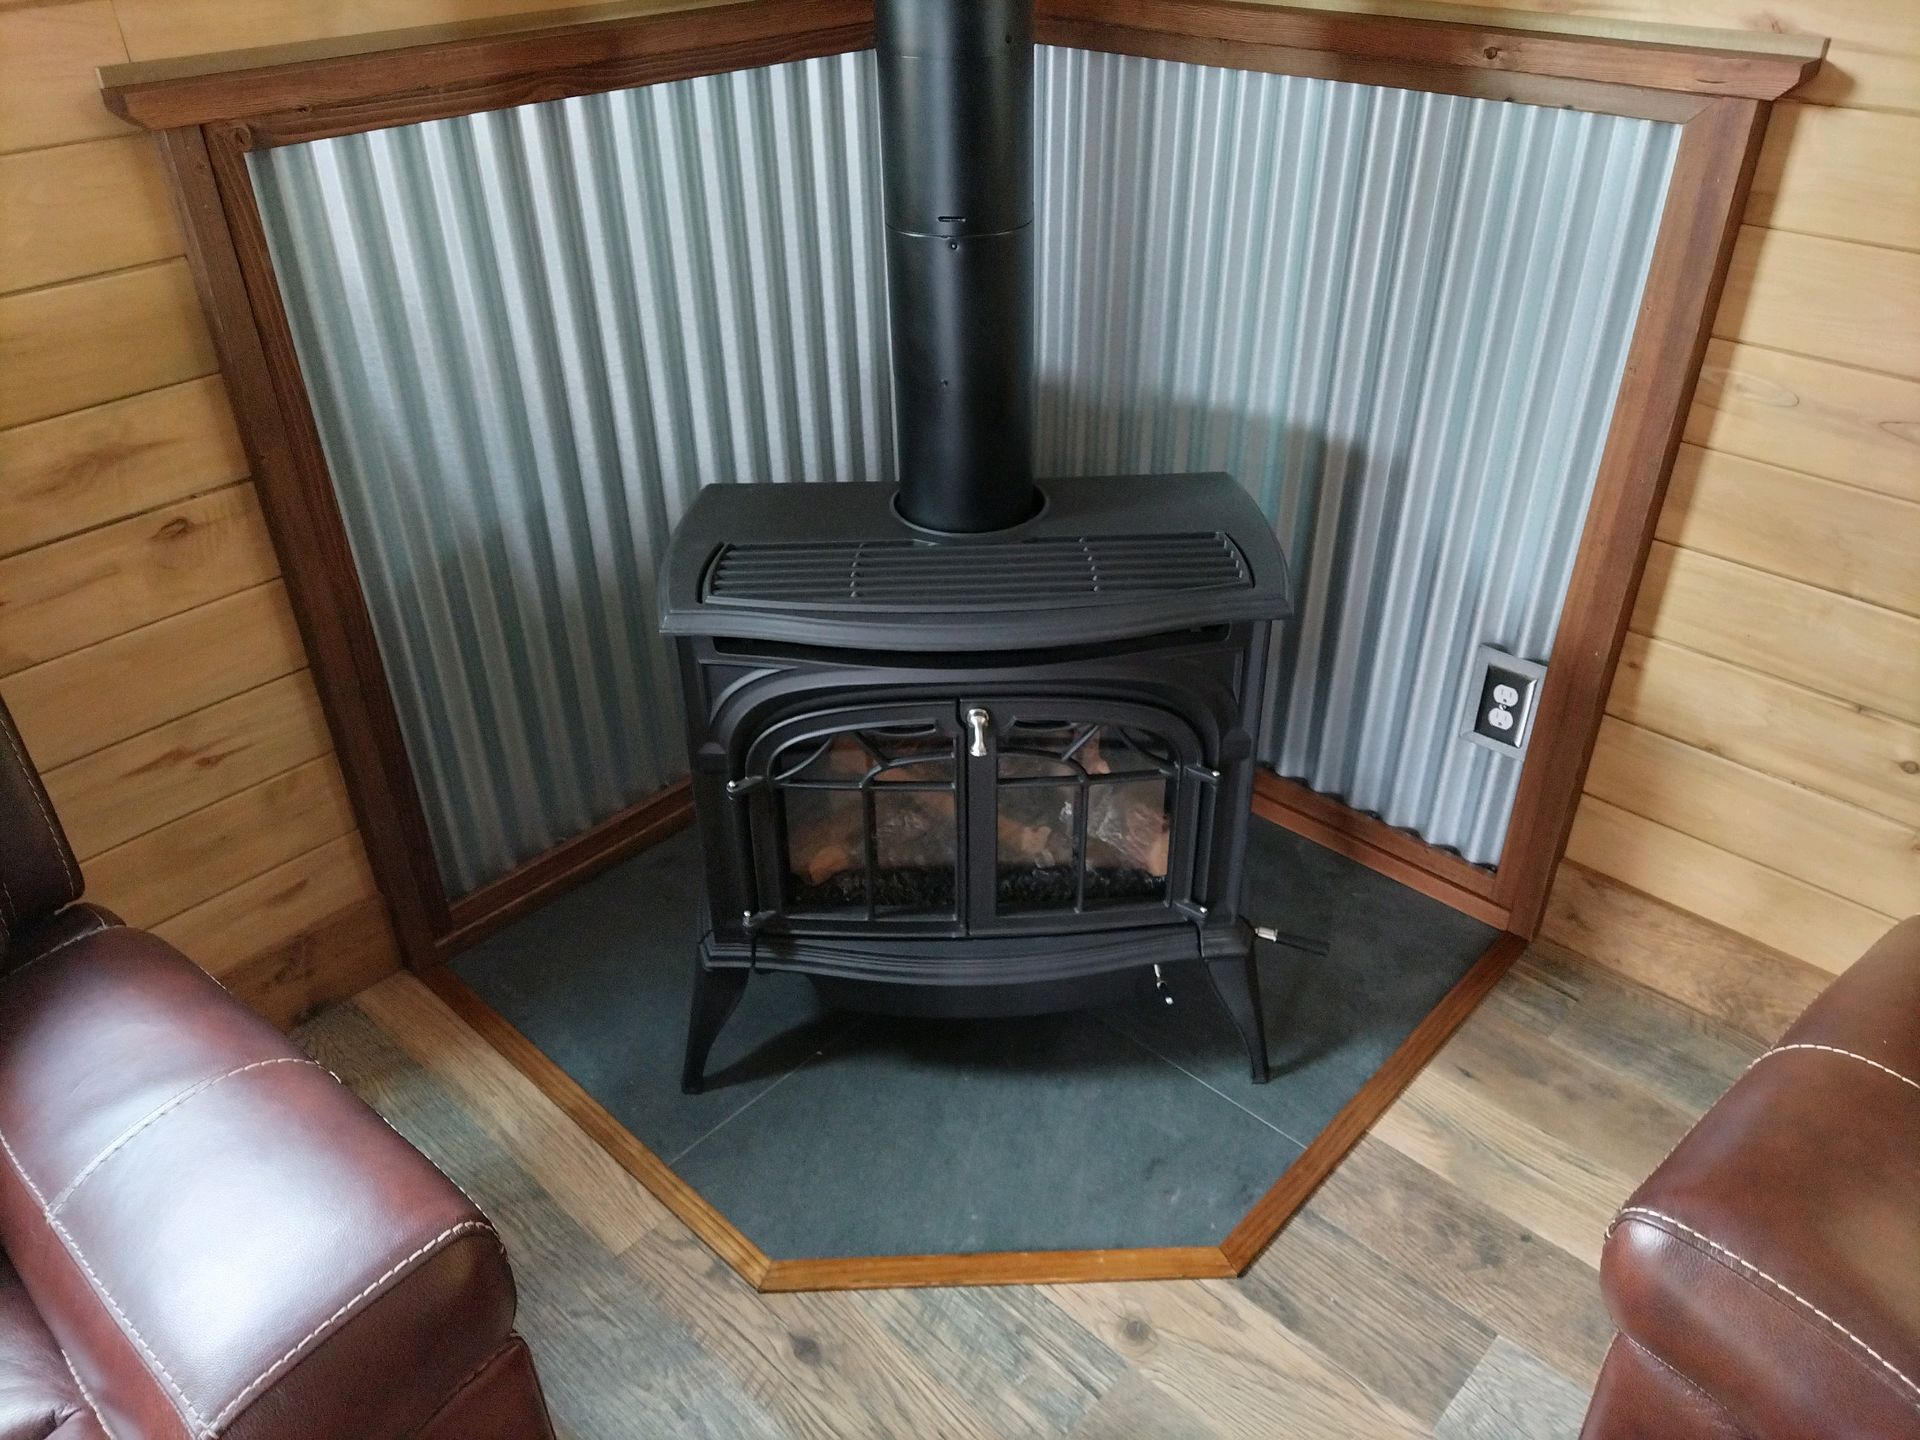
[702,531,1251,612]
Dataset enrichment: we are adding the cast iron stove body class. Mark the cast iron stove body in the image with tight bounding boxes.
[661,476,1291,1091]
[659,0,1293,1090]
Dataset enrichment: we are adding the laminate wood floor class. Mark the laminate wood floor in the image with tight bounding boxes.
[297,876,1829,1440]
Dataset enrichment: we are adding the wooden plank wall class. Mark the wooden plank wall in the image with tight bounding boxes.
[0,0,408,1026]
[0,0,1911,1034]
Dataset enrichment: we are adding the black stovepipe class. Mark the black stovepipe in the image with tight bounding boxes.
[875,0,1038,534]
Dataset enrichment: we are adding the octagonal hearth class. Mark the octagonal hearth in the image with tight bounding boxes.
[443,818,1502,1287]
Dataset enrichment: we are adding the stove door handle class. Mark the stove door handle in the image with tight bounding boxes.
[965,707,991,759]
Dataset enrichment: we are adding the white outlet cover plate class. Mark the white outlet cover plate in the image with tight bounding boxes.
[1461,644,1547,759]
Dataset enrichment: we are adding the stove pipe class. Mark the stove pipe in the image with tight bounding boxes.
[876,0,1036,534]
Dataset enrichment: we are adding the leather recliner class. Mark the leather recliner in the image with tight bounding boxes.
[0,695,557,1438]
[1580,916,1920,1439]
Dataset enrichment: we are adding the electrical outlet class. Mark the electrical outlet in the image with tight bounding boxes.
[1462,646,1545,757]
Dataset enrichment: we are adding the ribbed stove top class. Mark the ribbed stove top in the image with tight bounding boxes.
[660,473,1290,650]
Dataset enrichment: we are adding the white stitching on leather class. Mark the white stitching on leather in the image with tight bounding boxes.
[1618,1335,1752,1436]
[1750,1042,1920,1096]
[0,717,82,894]
[0,1122,208,1430]
[58,1340,119,1440]
[0,914,113,983]
[208,1219,500,1433]
[1612,1206,1920,1411]
[353,1094,489,1218]
[50,1058,320,1216]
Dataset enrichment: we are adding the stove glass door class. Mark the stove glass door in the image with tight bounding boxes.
[750,705,966,928]
[969,700,1203,931]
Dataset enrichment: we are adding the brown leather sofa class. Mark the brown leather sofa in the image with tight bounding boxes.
[0,697,556,1439]
[1581,917,1920,1439]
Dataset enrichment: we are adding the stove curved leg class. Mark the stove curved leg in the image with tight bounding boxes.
[682,962,749,1095]
[1206,950,1271,1084]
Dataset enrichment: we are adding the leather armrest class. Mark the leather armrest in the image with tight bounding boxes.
[0,904,119,978]
[1599,917,1920,1440]
[0,928,517,1439]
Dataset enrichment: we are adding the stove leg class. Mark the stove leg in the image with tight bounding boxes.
[1206,950,1271,1084]
[682,962,748,1096]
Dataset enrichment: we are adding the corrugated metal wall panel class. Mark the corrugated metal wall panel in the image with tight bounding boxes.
[253,46,1675,895]
[251,53,891,896]
[1030,50,1678,865]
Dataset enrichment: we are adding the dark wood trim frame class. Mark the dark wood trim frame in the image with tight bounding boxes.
[444,779,694,950]
[423,929,1523,1290]
[100,0,1817,131]
[108,0,1813,966]
[1490,95,1769,936]
[155,123,447,963]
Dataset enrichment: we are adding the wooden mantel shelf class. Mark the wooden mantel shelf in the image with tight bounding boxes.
[99,0,1824,137]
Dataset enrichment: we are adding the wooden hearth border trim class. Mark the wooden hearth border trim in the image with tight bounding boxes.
[1253,772,1506,929]
[106,0,1810,968]
[423,928,1523,1290]
[1220,930,1525,1270]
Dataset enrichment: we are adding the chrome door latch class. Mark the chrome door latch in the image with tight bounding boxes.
[966,707,991,758]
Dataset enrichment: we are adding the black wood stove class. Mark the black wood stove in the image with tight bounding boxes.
[660,0,1293,1092]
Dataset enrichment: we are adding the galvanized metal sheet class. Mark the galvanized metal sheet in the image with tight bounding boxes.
[253,47,1674,893]
[1030,50,1677,866]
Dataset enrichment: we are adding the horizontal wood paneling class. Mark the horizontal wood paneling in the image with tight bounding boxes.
[43,669,332,857]
[0,2,134,153]
[0,136,182,294]
[222,893,399,1029]
[1657,443,1920,614]
[110,0,699,61]
[1748,105,1920,253]
[0,377,247,558]
[1586,716,1919,920]
[1632,542,1920,727]
[1685,339,1920,504]
[0,482,279,677]
[0,259,218,428]
[1609,633,1920,830]
[0,580,305,770]
[84,754,356,926]
[1715,226,1920,380]
[154,831,380,977]
[1565,797,1895,975]
[1541,860,1831,1044]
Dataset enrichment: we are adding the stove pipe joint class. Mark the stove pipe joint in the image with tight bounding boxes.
[876,0,1037,534]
